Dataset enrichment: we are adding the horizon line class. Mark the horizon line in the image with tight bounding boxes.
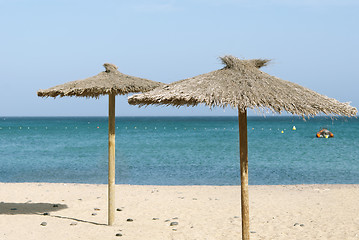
[1,115,356,118]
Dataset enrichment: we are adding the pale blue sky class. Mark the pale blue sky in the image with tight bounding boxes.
[1,0,358,116]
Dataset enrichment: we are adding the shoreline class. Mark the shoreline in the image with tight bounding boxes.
[1,183,358,239]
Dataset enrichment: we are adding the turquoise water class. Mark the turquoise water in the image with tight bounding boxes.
[0,116,358,185]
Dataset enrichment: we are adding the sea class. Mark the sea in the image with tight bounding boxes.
[0,116,358,185]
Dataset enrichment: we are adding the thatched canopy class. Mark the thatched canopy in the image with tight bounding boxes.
[37,63,163,98]
[128,55,357,117]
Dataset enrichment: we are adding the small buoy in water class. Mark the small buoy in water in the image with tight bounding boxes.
[292,126,296,130]
[325,135,329,138]
[281,130,284,134]
[97,126,99,129]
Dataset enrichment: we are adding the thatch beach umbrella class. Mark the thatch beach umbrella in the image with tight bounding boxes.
[128,55,357,239]
[37,63,163,225]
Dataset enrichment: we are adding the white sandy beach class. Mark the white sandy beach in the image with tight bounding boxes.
[0,183,358,240]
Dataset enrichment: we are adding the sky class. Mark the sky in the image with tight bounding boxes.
[0,0,358,116]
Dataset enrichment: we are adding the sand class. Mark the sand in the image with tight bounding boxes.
[0,183,358,240]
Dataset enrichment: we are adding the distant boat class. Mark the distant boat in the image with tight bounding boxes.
[316,128,334,138]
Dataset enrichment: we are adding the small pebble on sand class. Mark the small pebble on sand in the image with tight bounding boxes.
[116,233,123,237]
[116,208,122,211]
[92,213,97,216]
[127,218,133,222]
[40,222,47,226]
[170,222,178,226]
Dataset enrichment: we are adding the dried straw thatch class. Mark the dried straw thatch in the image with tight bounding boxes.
[128,55,357,117]
[37,63,163,98]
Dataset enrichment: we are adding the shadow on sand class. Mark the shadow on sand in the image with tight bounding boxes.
[0,202,107,226]
[0,202,67,215]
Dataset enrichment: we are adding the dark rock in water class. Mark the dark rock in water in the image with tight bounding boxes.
[152,218,159,220]
[170,222,178,226]
[53,204,59,208]
[43,212,50,216]
[116,233,123,237]
[92,213,97,216]
[40,222,47,226]
[10,208,17,211]
[116,208,122,211]
[126,218,133,222]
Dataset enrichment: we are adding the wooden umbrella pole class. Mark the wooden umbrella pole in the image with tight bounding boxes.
[238,108,250,240]
[108,93,116,226]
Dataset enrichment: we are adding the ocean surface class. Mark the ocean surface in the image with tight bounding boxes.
[0,116,358,185]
